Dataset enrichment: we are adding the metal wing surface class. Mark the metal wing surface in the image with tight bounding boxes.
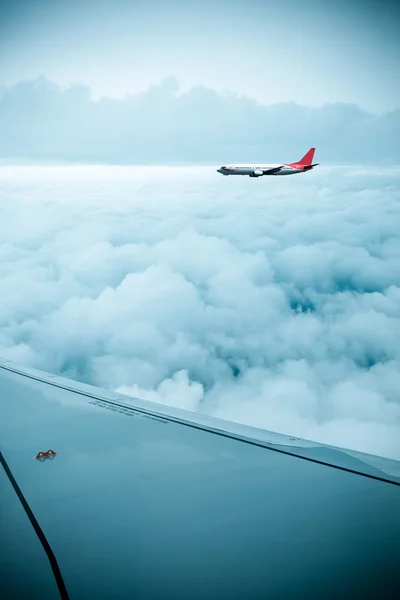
[0,358,399,600]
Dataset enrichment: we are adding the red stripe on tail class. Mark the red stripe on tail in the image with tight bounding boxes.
[287,148,315,168]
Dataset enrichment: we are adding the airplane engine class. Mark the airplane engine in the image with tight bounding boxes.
[250,169,263,177]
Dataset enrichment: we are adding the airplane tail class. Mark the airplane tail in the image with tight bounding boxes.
[296,148,315,166]
[287,148,318,170]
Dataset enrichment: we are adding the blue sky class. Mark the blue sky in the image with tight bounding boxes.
[1,0,399,112]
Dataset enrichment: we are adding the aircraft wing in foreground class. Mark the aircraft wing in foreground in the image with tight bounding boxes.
[0,357,399,599]
[217,147,319,177]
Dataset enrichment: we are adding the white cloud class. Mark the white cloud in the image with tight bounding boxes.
[1,164,400,460]
[1,78,399,164]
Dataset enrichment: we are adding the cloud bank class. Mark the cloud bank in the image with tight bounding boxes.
[0,166,400,459]
[1,77,399,164]
[0,164,400,460]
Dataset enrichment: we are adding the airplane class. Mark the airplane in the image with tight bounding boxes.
[217,147,319,177]
[0,356,399,599]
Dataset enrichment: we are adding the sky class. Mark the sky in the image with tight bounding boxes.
[1,0,399,113]
[1,0,399,164]
[0,0,399,463]
[0,164,399,460]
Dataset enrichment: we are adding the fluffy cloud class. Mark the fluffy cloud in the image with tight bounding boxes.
[0,77,399,164]
[0,164,400,460]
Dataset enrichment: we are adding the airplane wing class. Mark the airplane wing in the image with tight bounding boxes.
[262,166,283,175]
[1,357,399,600]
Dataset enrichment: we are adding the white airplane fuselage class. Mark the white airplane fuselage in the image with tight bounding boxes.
[217,148,318,178]
[217,164,302,176]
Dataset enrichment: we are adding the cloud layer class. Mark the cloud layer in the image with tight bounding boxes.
[0,164,400,459]
[1,78,399,164]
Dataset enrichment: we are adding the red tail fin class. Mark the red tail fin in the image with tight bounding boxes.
[296,148,315,166]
